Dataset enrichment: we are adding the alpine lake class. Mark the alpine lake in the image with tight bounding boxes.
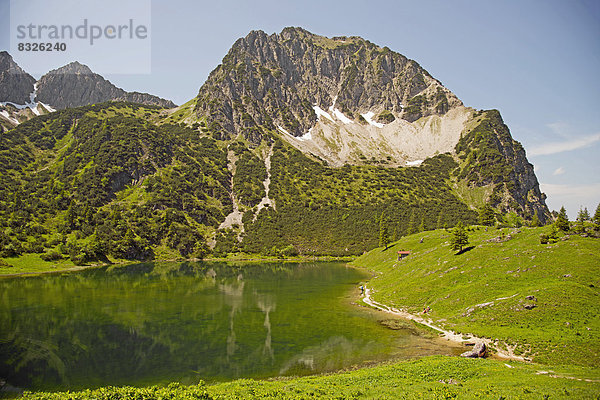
[0,261,463,392]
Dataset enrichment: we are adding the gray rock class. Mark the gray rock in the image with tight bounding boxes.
[461,342,487,358]
[193,27,462,143]
[36,61,176,109]
[0,51,36,104]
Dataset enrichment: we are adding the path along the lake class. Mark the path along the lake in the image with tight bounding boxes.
[361,287,527,361]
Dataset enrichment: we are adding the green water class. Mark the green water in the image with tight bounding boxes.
[0,261,461,391]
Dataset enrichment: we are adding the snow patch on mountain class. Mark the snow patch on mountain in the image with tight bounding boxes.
[281,106,473,167]
[331,107,353,124]
[361,111,385,128]
[313,105,334,122]
[406,160,424,166]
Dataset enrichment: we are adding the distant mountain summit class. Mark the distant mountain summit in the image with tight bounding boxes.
[0,51,36,104]
[194,27,461,143]
[36,61,176,109]
[0,28,551,264]
[183,27,548,221]
[0,57,176,131]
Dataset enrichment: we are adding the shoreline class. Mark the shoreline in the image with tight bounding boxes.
[0,256,354,278]
[361,287,528,362]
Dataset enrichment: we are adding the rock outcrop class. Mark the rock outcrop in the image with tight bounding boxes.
[36,62,176,109]
[0,52,36,104]
[189,27,550,222]
[194,27,461,142]
[455,110,550,222]
[460,342,487,358]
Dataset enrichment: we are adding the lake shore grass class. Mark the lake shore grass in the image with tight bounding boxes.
[17,356,600,399]
[0,253,354,277]
[6,225,600,399]
[350,225,600,369]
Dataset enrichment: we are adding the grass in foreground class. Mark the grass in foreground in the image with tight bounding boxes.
[18,357,600,399]
[0,254,79,275]
[352,226,600,368]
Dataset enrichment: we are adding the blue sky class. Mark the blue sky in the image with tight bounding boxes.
[1,0,599,217]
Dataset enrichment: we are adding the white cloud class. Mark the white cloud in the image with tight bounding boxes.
[540,183,600,216]
[552,167,565,176]
[528,133,600,156]
[546,121,571,138]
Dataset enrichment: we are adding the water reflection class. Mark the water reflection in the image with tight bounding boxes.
[221,274,245,361]
[256,293,275,361]
[0,262,461,391]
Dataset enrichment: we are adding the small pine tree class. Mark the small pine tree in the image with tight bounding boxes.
[392,226,398,242]
[530,212,540,227]
[436,212,443,230]
[478,204,495,226]
[584,207,590,221]
[575,207,589,234]
[450,221,469,253]
[594,203,600,229]
[555,206,570,232]
[418,217,425,233]
[577,207,590,222]
[379,213,390,249]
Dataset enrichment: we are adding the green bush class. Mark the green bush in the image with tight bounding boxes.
[40,250,63,261]
[21,382,211,400]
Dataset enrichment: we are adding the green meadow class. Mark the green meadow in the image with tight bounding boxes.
[13,225,600,399]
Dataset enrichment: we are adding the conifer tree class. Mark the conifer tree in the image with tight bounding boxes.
[555,206,570,232]
[575,207,590,234]
[379,213,390,249]
[450,221,469,253]
[478,203,495,226]
[530,212,540,227]
[594,203,600,228]
[579,207,590,221]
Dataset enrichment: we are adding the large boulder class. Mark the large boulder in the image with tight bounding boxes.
[460,342,486,358]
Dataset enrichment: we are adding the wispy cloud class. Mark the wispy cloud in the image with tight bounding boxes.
[553,167,565,176]
[540,183,600,215]
[546,121,571,138]
[528,133,600,156]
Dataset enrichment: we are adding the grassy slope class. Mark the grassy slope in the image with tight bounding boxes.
[209,357,599,399]
[0,254,78,274]
[21,357,599,399]
[351,226,600,368]
[13,227,600,398]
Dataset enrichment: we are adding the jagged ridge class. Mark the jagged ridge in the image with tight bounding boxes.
[36,62,176,109]
[194,27,461,142]
[0,51,36,104]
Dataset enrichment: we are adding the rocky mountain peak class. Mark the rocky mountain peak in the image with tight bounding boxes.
[0,52,36,104]
[194,27,461,143]
[36,61,176,109]
[46,61,94,75]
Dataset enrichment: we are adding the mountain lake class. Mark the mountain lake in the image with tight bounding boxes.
[0,261,464,391]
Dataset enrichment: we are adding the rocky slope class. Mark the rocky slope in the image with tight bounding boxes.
[455,110,548,221]
[0,52,36,105]
[189,27,549,222]
[0,28,552,262]
[36,62,176,109]
[194,27,461,143]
